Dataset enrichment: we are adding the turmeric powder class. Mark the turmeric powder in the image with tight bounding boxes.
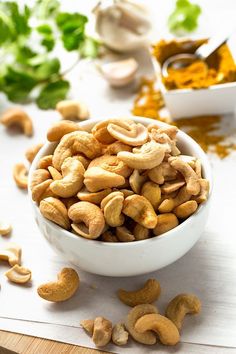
[153,39,236,90]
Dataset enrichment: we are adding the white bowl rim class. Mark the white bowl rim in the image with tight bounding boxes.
[29,116,213,248]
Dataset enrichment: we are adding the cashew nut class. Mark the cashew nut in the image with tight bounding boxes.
[118,140,169,170]
[61,196,78,209]
[92,317,112,347]
[0,221,12,236]
[91,120,119,144]
[174,200,198,219]
[39,197,70,230]
[37,155,53,169]
[161,180,185,194]
[25,143,43,163]
[134,313,180,346]
[116,226,135,242]
[169,157,200,195]
[129,169,147,194]
[150,129,180,156]
[112,323,129,346]
[118,279,161,307]
[48,166,62,181]
[0,108,33,136]
[141,181,161,210]
[123,195,157,229]
[13,163,28,189]
[133,223,149,240]
[81,319,94,335]
[193,178,209,203]
[50,157,85,198]
[78,187,112,205]
[153,213,179,236]
[88,155,132,178]
[30,169,54,203]
[5,265,31,284]
[101,231,118,242]
[56,100,89,120]
[119,188,134,197]
[84,167,125,192]
[74,154,90,169]
[194,159,202,178]
[37,267,80,302]
[101,191,124,227]
[107,119,148,146]
[166,293,201,330]
[158,186,191,213]
[103,141,132,155]
[47,120,82,142]
[148,162,177,184]
[0,243,21,266]
[52,131,102,170]
[125,304,158,345]
[68,201,105,239]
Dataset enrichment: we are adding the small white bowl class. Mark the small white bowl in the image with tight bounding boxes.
[29,117,212,277]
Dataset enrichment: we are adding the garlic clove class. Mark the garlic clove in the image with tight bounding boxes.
[101,58,138,87]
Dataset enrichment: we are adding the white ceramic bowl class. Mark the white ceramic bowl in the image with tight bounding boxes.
[29,117,212,277]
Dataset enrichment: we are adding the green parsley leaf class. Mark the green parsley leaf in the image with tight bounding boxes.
[80,37,100,59]
[1,66,37,102]
[35,58,60,81]
[36,80,70,109]
[56,12,88,51]
[37,24,55,51]
[168,0,201,35]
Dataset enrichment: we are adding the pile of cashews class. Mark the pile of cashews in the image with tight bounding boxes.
[31,118,210,241]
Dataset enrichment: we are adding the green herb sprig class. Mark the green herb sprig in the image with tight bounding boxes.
[0,1,99,109]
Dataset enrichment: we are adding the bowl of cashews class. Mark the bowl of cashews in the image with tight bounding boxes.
[29,116,212,276]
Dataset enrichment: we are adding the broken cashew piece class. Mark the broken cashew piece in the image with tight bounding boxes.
[47,120,82,142]
[153,213,179,236]
[193,178,209,203]
[169,157,200,195]
[56,100,89,121]
[92,317,112,347]
[166,293,201,331]
[118,140,167,169]
[39,197,70,230]
[129,169,147,194]
[158,186,191,213]
[118,279,161,307]
[126,304,158,345]
[68,201,105,239]
[174,200,198,219]
[25,143,43,163]
[0,108,33,136]
[0,221,12,236]
[134,313,180,346]
[123,195,157,229]
[5,265,31,284]
[13,163,28,189]
[107,119,148,146]
[37,267,80,302]
[81,319,94,336]
[112,323,129,346]
[50,157,85,198]
[0,243,21,266]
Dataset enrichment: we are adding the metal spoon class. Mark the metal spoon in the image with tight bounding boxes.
[162,32,232,77]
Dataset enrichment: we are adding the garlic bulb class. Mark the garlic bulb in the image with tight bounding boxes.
[93,0,151,52]
[101,58,138,87]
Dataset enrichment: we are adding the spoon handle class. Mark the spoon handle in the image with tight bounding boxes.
[195,31,232,60]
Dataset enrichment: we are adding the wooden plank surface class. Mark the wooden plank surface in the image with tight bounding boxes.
[0,331,107,354]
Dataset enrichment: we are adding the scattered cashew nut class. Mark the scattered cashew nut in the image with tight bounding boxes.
[37,267,80,302]
[0,221,12,236]
[0,108,33,136]
[134,313,180,345]
[5,265,31,284]
[0,243,21,266]
[81,319,94,336]
[56,100,89,120]
[13,163,28,189]
[118,279,161,307]
[92,317,112,347]
[165,293,201,330]
[125,304,158,345]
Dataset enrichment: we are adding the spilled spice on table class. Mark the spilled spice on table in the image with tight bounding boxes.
[132,78,236,158]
